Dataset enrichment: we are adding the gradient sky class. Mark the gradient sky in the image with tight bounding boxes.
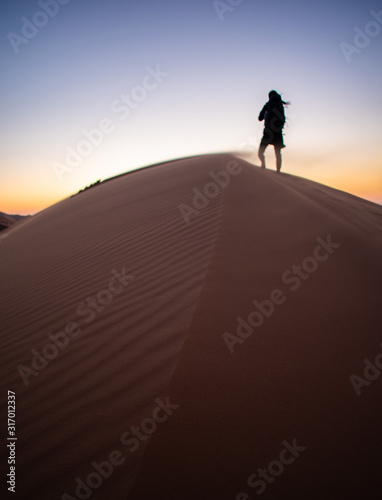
[1,0,381,214]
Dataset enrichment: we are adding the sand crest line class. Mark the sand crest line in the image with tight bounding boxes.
[223,235,341,353]
[178,159,242,225]
[17,267,135,386]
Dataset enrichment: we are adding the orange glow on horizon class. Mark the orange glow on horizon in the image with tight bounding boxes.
[0,185,61,216]
[2,169,381,218]
[2,148,381,216]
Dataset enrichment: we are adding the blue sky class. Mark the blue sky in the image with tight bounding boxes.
[1,0,381,213]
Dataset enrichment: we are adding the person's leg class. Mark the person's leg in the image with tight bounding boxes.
[258,144,267,168]
[274,146,282,173]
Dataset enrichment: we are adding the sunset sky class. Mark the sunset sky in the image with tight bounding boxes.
[1,0,381,214]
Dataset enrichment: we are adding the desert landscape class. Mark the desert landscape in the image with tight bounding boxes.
[1,153,382,499]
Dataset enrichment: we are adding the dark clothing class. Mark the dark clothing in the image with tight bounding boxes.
[260,128,285,148]
[259,96,286,148]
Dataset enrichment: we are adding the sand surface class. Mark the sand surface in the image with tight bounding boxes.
[1,154,382,499]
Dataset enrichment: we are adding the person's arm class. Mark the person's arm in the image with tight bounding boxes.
[258,103,268,121]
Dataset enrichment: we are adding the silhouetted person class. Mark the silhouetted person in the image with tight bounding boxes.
[258,90,289,173]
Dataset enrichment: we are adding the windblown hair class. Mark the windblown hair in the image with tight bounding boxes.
[268,90,290,106]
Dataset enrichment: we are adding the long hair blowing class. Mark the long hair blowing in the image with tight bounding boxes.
[269,90,290,106]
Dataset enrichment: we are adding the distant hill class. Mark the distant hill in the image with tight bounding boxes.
[0,212,30,232]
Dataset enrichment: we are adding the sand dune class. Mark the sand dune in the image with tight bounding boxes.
[1,154,382,500]
[0,212,29,233]
[0,213,18,233]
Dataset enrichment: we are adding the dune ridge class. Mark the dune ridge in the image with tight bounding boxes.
[1,154,227,499]
[1,154,381,499]
[128,157,382,499]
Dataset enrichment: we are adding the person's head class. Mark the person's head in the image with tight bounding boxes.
[268,90,289,105]
[268,90,280,100]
